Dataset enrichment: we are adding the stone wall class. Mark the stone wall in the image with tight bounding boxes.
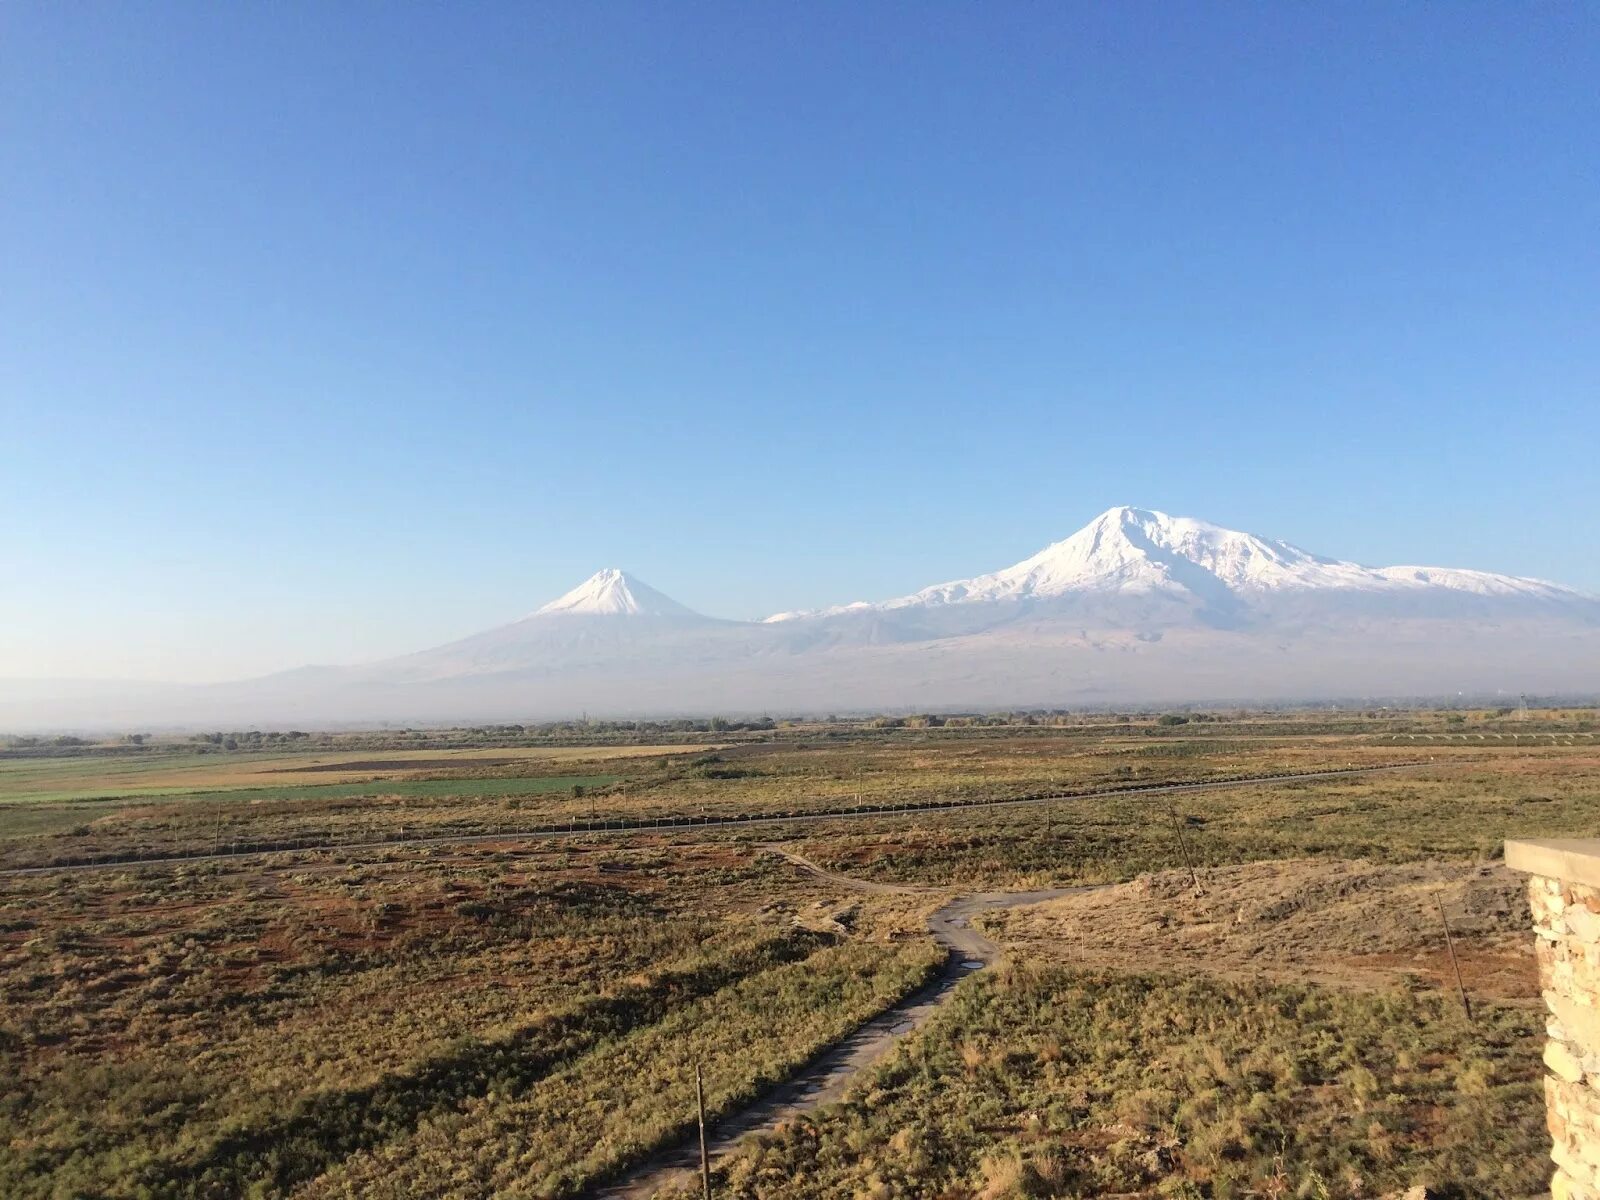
[1508,839,1600,1200]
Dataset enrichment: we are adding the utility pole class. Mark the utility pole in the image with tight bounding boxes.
[695,1064,712,1200]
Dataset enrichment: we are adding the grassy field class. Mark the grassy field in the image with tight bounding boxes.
[0,841,937,1198]
[0,743,706,804]
[689,965,1543,1199]
[0,719,1540,872]
[791,748,1600,887]
[0,710,1594,1197]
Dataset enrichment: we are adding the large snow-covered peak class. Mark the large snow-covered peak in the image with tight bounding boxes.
[878,506,1588,612]
[1050,506,1363,591]
[530,569,700,618]
[883,505,1344,607]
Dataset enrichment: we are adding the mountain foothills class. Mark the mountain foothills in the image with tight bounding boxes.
[7,508,1598,728]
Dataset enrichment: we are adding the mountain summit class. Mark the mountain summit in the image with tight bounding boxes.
[882,505,1336,607]
[875,505,1584,611]
[531,569,700,618]
[764,506,1585,624]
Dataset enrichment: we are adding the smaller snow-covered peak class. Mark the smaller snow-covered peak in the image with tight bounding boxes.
[531,569,699,618]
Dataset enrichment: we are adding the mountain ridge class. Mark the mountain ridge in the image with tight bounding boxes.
[5,506,1595,729]
[761,506,1587,623]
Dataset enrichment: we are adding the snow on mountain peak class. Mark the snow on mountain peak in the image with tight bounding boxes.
[541,512,1585,628]
[882,506,1317,608]
[875,506,1583,611]
[531,569,699,618]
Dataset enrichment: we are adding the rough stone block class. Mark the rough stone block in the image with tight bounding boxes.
[1553,1165,1592,1200]
[1555,1141,1600,1192]
[1570,906,1600,944]
[1552,1036,1593,1083]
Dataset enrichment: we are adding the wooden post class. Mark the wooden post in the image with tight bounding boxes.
[695,1064,712,1200]
[1435,890,1473,1022]
[1169,805,1202,896]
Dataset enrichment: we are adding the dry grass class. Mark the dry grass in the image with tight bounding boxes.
[793,749,1600,888]
[693,964,1544,1199]
[0,842,934,1198]
[986,857,1537,999]
[1,720,1590,1196]
[0,743,711,804]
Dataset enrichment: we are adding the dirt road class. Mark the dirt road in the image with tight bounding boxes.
[590,850,1095,1198]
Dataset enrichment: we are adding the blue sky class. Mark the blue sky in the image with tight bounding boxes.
[4,3,1597,681]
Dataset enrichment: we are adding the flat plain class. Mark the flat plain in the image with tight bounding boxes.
[2,709,1595,1198]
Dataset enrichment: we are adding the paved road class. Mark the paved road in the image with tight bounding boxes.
[0,761,1428,878]
[590,850,1097,1199]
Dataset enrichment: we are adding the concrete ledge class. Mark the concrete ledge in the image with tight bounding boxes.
[1508,839,1600,890]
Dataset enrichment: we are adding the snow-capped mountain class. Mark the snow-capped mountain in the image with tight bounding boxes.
[769,506,1587,626]
[891,506,1369,604]
[350,568,728,683]
[5,508,1595,729]
[532,568,701,618]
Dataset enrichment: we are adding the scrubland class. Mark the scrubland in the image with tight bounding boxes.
[0,710,1594,1197]
[696,966,1542,1199]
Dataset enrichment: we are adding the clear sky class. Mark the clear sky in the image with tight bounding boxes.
[4,3,1597,682]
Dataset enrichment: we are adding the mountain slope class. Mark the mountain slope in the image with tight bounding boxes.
[767,506,1589,633]
[882,505,1582,608]
[354,570,739,682]
[5,510,1595,728]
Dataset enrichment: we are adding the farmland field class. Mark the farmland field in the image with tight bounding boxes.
[1,709,1595,1197]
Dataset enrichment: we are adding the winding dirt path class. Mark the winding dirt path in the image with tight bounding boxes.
[591,850,1096,1198]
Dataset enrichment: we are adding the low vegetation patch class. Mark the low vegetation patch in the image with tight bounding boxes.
[299,937,942,1198]
[0,844,935,1199]
[0,719,1590,1196]
[988,857,1537,999]
[701,965,1544,1199]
